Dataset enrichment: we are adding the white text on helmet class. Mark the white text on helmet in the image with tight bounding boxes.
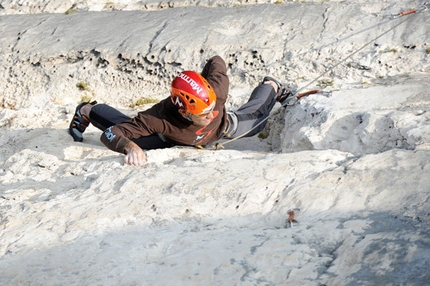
[178,72,203,94]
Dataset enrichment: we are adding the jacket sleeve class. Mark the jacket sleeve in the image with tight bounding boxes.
[201,55,229,104]
[100,125,132,154]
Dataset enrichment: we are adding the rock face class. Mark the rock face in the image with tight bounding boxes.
[1,1,428,111]
[282,79,430,154]
[0,1,429,285]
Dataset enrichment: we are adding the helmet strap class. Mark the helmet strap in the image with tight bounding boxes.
[178,108,194,122]
[185,113,194,122]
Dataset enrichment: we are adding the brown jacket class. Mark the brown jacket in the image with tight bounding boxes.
[100,55,229,153]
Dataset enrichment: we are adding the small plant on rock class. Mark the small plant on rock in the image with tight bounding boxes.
[65,8,78,14]
[318,79,334,87]
[76,82,89,91]
[129,98,159,108]
[379,48,398,54]
[80,95,92,103]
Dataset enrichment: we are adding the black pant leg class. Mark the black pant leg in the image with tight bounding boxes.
[89,104,131,131]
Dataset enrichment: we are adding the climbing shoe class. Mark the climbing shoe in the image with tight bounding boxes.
[262,76,294,107]
[69,101,97,142]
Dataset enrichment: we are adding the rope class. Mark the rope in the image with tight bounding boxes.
[297,3,428,94]
[211,3,428,151]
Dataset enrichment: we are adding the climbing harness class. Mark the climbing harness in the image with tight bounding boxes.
[211,3,428,151]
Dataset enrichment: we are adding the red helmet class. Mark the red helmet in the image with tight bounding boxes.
[170,71,216,114]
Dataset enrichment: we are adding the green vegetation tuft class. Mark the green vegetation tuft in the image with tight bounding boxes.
[317,79,334,88]
[76,82,89,91]
[80,95,92,103]
[258,130,269,139]
[426,47,430,55]
[104,2,115,8]
[379,48,398,54]
[129,98,159,108]
[65,8,78,14]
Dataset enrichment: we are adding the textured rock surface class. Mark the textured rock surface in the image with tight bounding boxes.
[0,1,429,285]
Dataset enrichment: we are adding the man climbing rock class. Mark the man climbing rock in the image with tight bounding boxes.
[69,55,292,165]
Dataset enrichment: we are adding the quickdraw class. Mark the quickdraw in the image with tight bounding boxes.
[393,2,428,17]
[286,208,300,228]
